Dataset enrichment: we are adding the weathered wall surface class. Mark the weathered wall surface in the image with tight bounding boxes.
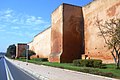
[28,28,51,58]
[83,0,120,63]
[50,3,84,63]
[16,43,27,58]
[60,4,84,63]
[27,0,120,63]
[49,5,63,62]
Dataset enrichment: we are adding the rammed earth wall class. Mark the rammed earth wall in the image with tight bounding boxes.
[83,0,120,63]
[28,28,51,58]
[26,0,120,63]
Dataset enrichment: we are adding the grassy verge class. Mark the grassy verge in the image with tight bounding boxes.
[16,58,120,79]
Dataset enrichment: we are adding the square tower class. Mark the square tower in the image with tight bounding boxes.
[16,43,27,58]
[49,3,84,63]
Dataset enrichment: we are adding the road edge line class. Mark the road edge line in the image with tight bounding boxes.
[4,58,14,80]
[5,57,40,80]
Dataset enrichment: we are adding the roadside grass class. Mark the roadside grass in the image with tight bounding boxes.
[16,58,120,79]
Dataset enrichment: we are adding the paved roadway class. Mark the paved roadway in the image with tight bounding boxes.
[0,57,7,80]
[0,57,39,80]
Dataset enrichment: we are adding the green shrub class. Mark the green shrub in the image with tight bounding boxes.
[80,60,89,67]
[73,59,102,68]
[21,50,36,60]
[73,59,80,66]
[80,59,94,67]
[88,59,94,67]
[32,58,48,62]
[93,60,102,68]
[39,58,48,62]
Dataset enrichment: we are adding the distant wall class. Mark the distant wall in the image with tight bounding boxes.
[16,43,27,58]
[28,28,51,58]
[83,0,120,63]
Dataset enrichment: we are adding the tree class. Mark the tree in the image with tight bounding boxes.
[6,44,16,58]
[96,18,120,69]
[21,50,36,60]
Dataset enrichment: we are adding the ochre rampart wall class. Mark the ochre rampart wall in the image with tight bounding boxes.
[27,0,120,63]
[49,4,84,63]
[83,0,120,63]
[49,5,63,62]
[16,43,27,58]
[28,28,51,58]
[61,4,84,62]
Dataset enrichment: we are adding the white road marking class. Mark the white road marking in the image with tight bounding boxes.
[4,58,14,80]
[5,57,38,80]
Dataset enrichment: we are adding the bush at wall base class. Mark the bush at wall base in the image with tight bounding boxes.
[73,59,102,68]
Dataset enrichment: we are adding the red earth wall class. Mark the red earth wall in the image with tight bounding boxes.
[83,0,120,63]
[16,43,27,58]
[49,3,84,63]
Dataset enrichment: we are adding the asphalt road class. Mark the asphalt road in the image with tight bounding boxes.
[0,57,7,80]
[0,57,39,80]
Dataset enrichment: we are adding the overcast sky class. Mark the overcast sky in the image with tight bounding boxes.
[0,0,93,52]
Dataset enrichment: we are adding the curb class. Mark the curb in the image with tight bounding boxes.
[63,69,118,80]
[6,58,50,80]
[19,65,50,80]
[6,58,119,80]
